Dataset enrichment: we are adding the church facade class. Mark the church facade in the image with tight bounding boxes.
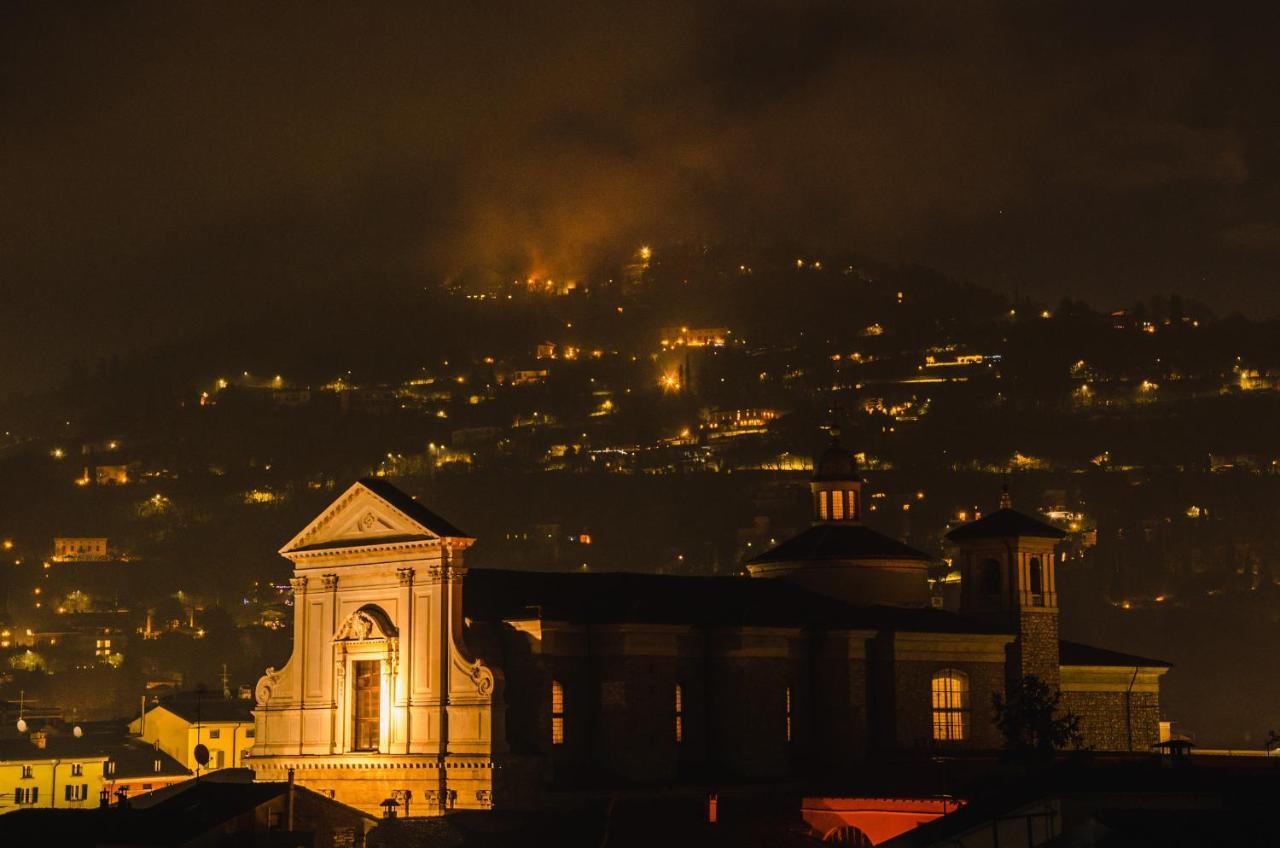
[249,480,503,814]
[251,444,1169,816]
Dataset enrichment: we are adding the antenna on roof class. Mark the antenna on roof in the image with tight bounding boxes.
[1000,472,1012,510]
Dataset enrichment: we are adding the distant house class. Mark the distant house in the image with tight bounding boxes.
[130,695,255,773]
[51,537,109,562]
[102,741,191,800]
[0,730,188,815]
[0,732,106,814]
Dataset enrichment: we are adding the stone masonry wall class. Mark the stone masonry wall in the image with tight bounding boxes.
[1015,611,1060,689]
[1061,690,1160,752]
[892,659,1006,751]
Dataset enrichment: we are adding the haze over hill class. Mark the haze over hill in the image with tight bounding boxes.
[7,3,1280,395]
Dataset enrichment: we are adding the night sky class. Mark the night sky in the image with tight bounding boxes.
[4,2,1280,394]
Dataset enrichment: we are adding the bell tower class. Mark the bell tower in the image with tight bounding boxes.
[810,425,863,523]
[947,486,1066,688]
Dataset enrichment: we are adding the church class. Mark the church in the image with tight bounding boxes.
[249,435,1170,816]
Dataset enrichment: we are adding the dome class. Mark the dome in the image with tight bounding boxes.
[813,436,860,482]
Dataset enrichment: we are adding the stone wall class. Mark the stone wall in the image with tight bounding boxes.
[889,658,1006,751]
[1061,690,1160,752]
[494,625,808,788]
[1015,610,1060,688]
[811,644,869,774]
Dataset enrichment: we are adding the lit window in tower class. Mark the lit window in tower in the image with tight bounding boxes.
[832,490,845,520]
[674,683,684,743]
[848,491,857,519]
[1028,556,1044,605]
[551,680,565,745]
[818,491,829,519]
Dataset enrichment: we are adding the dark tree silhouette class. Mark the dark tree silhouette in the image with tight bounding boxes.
[993,675,1084,763]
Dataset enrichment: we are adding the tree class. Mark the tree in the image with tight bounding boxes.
[993,675,1084,764]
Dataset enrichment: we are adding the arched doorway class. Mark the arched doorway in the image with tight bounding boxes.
[825,825,874,846]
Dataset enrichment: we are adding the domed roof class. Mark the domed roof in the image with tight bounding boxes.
[812,430,860,482]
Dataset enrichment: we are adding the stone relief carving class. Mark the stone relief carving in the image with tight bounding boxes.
[289,576,308,594]
[333,607,399,642]
[357,511,379,532]
[322,574,339,590]
[463,657,495,696]
[256,667,281,706]
[424,562,468,583]
[335,610,377,641]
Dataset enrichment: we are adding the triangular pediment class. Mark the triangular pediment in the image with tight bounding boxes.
[280,480,447,556]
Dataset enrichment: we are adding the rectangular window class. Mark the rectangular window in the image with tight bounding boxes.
[551,680,565,745]
[21,765,33,779]
[64,784,88,802]
[818,491,829,519]
[71,763,83,777]
[785,686,792,742]
[674,684,684,743]
[105,761,117,776]
[16,786,38,805]
[245,728,255,738]
[208,729,221,739]
[832,490,845,520]
[931,670,970,742]
[352,660,381,751]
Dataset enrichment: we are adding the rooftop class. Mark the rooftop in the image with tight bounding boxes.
[749,523,932,565]
[150,694,254,724]
[1059,639,1172,669]
[945,507,1067,542]
[357,476,471,539]
[463,568,1007,635]
[813,437,860,482]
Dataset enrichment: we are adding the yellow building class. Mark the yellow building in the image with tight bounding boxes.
[0,732,106,814]
[129,696,255,773]
[51,537,108,562]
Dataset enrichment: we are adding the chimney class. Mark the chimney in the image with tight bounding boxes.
[31,731,47,749]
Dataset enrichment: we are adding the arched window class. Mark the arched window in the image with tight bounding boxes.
[674,684,684,743]
[978,558,1002,598]
[550,680,565,745]
[1028,556,1044,603]
[832,490,845,520]
[931,669,969,742]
